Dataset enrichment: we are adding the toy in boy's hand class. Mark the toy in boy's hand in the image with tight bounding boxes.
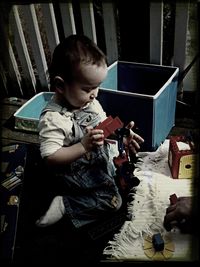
[115,127,130,156]
[113,124,140,197]
[114,157,140,196]
[95,115,124,139]
[96,116,140,197]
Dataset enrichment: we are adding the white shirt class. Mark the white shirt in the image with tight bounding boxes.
[38,98,107,158]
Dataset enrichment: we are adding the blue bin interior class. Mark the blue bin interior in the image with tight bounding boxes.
[16,92,54,119]
[100,61,177,95]
[118,63,177,95]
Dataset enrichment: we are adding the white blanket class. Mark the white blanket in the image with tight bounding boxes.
[103,140,196,262]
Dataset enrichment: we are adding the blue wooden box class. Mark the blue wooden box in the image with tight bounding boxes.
[14,92,54,132]
[98,61,179,151]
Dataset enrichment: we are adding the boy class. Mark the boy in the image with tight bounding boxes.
[36,34,144,229]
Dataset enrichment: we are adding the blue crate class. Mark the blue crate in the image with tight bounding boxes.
[98,61,179,151]
[14,92,54,132]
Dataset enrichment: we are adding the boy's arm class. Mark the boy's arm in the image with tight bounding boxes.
[45,127,104,165]
[45,142,86,165]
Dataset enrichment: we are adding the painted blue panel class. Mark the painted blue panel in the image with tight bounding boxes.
[153,75,178,149]
[100,63,118,90]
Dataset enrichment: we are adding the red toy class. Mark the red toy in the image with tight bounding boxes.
[169,193,178,205]
[95,115,124,139]
[95,116,139,196]
[113,127,140,196]
[96,116,140,196]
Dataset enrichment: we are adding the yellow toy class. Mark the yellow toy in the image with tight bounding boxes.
[168,135,199,179]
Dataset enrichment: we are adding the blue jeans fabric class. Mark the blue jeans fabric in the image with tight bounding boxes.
[61,144,122,228]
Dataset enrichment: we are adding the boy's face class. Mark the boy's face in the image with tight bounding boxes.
[62,63,107,108]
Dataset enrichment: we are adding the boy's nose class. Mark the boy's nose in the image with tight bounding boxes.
[90,94,95,99]
[90,88,98,99]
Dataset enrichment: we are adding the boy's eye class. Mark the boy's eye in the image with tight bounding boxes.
[82,87,98,93]
[83,88,91,92]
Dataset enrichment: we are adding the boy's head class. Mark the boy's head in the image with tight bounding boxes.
[49,34,107,87]
[49,35,108,108]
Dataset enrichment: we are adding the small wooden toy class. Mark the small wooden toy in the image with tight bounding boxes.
[168,135,199,179]
[95,115,124,139]
[143,233,175,260]
[152,233,164,251]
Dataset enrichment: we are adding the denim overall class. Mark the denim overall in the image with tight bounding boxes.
[41,99,122,228]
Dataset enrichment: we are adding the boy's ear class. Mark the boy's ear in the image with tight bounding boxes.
[54,76,65,93]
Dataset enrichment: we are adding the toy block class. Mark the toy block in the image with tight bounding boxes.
[168,135,199,179]
[113,153,129,167]
[108,117,124,134]
[95,116,113,130]
[95,116,124,139]
[152,233,164,251]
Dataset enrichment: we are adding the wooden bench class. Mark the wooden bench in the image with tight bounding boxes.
[1,98,39,145]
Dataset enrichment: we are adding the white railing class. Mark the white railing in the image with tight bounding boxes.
[0,0,199,98]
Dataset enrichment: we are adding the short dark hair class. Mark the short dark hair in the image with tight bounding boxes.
[49,34,107,88]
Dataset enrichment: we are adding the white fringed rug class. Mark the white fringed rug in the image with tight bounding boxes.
[103,140,196,262]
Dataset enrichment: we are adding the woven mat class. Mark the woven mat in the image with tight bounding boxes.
[103,140,197,262]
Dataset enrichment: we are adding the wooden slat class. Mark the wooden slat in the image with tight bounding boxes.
[80,2,97,43]
[20,4,49,89]
[0,6,10,95]
[1,125,39,145]
[150,1,163,65]
[173,1,189,73]
[183,1,199,92]
[40,3,60,55]
[102,2,118,65]
[9,5,36,94]
[0,6,23,96]
[60,2,76,37]
[0,61,8,95]
[8,41,23,96]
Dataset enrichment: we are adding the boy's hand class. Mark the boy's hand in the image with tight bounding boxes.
[81,126,104,152]
[124,121,144,154]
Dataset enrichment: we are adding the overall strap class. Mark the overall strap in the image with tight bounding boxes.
[71,108,102,142]
[41,100,70,116]
[41,99,102,142]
